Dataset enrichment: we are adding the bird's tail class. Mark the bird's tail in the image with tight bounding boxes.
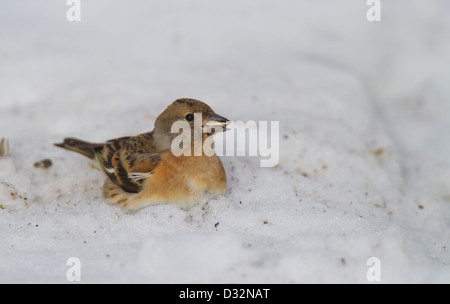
[54,137,104,159]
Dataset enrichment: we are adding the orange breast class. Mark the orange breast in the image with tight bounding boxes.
[141,151,227,203]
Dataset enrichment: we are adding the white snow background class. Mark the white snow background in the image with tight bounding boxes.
[0,0,449,283]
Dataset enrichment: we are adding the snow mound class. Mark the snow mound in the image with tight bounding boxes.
[0,0,449,283]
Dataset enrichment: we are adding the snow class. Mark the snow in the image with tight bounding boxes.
[0,0,449,283]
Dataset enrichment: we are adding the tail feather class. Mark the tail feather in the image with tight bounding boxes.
[54,137,105,159]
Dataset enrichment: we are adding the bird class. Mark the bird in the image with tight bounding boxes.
[55,98,229,210]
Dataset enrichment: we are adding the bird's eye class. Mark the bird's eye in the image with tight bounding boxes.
[185,114,194,121]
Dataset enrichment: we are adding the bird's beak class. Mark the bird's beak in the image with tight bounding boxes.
[203,112,230,135]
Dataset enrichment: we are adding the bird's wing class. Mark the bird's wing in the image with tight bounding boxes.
[94,132,162,193]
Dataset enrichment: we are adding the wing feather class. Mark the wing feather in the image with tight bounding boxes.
[94,133,162,194]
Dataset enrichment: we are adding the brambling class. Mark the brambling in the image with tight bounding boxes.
[55,98,229,210]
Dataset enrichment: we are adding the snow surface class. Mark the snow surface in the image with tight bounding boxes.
[0,0,449,283]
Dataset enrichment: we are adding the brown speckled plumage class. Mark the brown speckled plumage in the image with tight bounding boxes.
[55,98,229,210]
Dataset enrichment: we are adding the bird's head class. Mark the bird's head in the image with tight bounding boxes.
[153,98,229,151]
